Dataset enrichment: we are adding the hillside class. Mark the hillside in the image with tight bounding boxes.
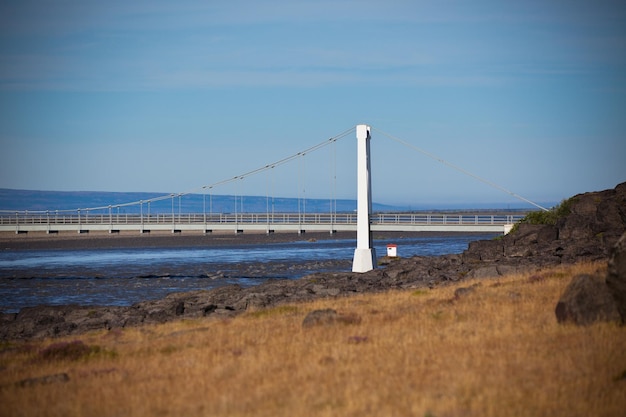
[0,188,402,213]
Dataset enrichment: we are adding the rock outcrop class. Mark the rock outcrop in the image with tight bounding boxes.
[606,231,626,323]
[463,182,626,271]
[2,182,625,340]
[555,273,621,325]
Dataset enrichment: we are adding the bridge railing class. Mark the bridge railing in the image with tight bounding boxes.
[374,213,523,225]
[0,212,526,227]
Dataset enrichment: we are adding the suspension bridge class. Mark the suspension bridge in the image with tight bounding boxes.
[1,124,542,271]
[0,211,524,235]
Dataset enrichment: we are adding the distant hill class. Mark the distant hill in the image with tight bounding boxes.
[0,189,403,214]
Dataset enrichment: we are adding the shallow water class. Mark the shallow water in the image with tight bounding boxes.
[0,234,496,312]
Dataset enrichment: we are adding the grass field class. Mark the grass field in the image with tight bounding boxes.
[1,261,625,417]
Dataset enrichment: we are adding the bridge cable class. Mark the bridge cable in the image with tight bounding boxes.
[168,126,354,213]
[12,127,355,215]
[371,126,549,212]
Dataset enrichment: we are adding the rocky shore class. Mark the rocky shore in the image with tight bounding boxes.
[2,183,625,340]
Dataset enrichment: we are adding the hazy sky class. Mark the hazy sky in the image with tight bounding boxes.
[1,0,624,208]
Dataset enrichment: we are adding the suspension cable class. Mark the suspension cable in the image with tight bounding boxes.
[5,127,355,214]
[371,126,549,211]
[144,126,354,214]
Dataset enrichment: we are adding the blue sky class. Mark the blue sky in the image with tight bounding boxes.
[0,0,624,208]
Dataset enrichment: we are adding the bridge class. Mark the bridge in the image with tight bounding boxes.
[0,211,523,235]
[1,124,544,271]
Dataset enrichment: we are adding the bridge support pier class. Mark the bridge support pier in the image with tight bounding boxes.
[352,124,377,273]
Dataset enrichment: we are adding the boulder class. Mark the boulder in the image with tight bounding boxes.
[606,231,626,323]
[466,265,500,279]
[555,273,621,325]
[558,184,626,253]
[464,240,502,262]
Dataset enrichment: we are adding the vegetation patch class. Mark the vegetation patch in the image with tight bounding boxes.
[0,341,36,355]
[159,345,179,355]
[510,197,575,234]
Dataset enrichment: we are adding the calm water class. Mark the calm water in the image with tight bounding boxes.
[0,234,496,313]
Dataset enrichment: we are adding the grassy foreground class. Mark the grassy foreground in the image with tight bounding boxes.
[1,262,625,417]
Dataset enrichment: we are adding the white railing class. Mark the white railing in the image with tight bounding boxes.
[0,211,525,229]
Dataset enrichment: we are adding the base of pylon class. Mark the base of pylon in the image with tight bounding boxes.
[352,248,377,273]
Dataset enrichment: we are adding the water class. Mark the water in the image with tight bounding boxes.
[0,234,496,313]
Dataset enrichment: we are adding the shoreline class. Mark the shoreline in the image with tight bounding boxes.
[0,230,492,251]
[1,182,623,342]
[0,231,498,314]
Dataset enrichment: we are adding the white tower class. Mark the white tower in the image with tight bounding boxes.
[352,124,377,273]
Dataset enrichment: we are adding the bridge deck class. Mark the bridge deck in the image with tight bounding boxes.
[0,212,523,235]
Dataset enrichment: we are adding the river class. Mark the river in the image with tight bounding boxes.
[0,233,496,313]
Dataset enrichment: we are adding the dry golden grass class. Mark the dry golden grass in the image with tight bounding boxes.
[1,262,625,417]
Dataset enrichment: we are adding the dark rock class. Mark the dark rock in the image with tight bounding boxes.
[558,213,594,241]
[3,305,126,340]
[559,185,626,252]
[467,265,500,279]
[175,301,185,316]
[555,274,621,325]
[0,312,17,323]
[465,240,502,262]
[606,231,626,322]
[463,182,626,265]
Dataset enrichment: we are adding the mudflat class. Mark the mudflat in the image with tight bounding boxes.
[0,230,445,251]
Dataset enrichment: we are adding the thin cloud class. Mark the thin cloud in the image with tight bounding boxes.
[1,1,624,92]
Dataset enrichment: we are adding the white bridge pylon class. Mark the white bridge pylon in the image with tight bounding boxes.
[352,124,377,273]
